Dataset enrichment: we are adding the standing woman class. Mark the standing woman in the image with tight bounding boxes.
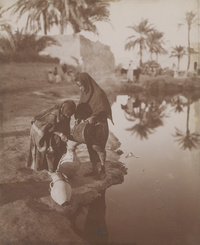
[27,100,76,173]
[74,72,113,179]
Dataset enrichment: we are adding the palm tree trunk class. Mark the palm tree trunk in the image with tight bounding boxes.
[59,0,69,35]
[186,99,190,135]
[64,0,69,19]
[60,0,69,34]
[42,11,47,35]
[187,25,191,71]
[139,42,143,66]
[60,14,65,34]
[177,57,180,71]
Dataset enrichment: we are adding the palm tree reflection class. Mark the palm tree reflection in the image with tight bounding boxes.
[121,96,166,140]
[171,95,185,113]
[173,98,200,150]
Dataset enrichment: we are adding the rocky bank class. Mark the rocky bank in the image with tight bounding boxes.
[0,129,127,245]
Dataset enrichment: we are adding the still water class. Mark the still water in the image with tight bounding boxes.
[73,91,200,245]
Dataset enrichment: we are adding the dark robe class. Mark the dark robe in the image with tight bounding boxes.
[75,72,113,124]
[27,101,73,172]
[74,73,112,169]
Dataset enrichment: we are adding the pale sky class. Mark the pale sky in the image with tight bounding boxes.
[91,0,199,67]
[1,0,199,68]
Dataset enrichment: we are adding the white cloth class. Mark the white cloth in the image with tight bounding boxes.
[127,65,133,82]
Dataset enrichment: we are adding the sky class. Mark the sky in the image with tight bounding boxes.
[1,0,199,69]
[91,0,199,68]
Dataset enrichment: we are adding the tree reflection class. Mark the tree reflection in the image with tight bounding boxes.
[121,96,166,140]
[171,95,185,113]
[173,98,200,150]
[146,100,166,129]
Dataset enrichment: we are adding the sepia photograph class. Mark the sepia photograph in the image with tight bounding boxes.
[0,0,199,244]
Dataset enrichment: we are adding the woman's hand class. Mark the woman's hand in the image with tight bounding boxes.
[75,118,81,125]
[86,116,96,124]
[59,133,68,142]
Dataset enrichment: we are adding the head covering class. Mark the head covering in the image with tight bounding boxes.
[75,73,113,123]
[33,100,76,125]
[61,100,76,117]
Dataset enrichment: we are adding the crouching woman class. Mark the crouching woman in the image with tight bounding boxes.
[27,100,76,173]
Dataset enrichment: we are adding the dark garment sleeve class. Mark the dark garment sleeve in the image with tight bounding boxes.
[53,117,71,136]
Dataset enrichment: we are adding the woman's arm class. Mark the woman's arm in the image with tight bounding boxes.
[53,131,68,142]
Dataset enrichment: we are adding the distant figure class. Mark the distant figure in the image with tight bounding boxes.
[152,66,156,76]
[127,61,133,83]
[172,63,178,78]
[53,67,58,76]
[78,56,85,72]
[134,67,141,83]
[194,61,197,73]
[54,67,62,83]
[61,63,68,74]
[47,70,54,83]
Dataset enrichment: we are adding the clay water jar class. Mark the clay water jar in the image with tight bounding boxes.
[50,172,72,206]
[72,121,94,144]
[57,140,81,179]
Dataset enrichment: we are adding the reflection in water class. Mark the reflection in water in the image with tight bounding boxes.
[171,95,185,113]
[71,91,200,245]
[120,92,200,150]
[107,91,200,245]
[172,96,200,150]
[121,95,167,140]
[70,190,108,245]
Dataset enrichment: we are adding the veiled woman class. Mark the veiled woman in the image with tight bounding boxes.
[74,72,113,179]
[27,100,76,173]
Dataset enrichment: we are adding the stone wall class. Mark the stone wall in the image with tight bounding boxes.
[80,35,115,79]
[40,34,115,80]
[40,34,80,66]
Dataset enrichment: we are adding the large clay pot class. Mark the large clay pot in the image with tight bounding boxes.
[50,172,72,206]
[57,140,81,179]
[72,121,94,144]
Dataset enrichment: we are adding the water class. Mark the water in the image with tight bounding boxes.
[72,91,200,245]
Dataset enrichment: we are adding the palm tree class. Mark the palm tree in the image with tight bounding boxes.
[147,30,167,62]
[76,0,110,34]
[0,5,15,51]
[154,44,168,63]
[53,0,110,34]
[170,45,186,71]
[7,0,110,35]
[125,19,154,66]
[178,11,197,71]
[8,0,59,35]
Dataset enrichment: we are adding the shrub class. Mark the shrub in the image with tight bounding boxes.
[0,30,58,63]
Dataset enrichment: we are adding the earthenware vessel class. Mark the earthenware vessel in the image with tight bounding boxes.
[57,140,81,179]
[50,172,71,205]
